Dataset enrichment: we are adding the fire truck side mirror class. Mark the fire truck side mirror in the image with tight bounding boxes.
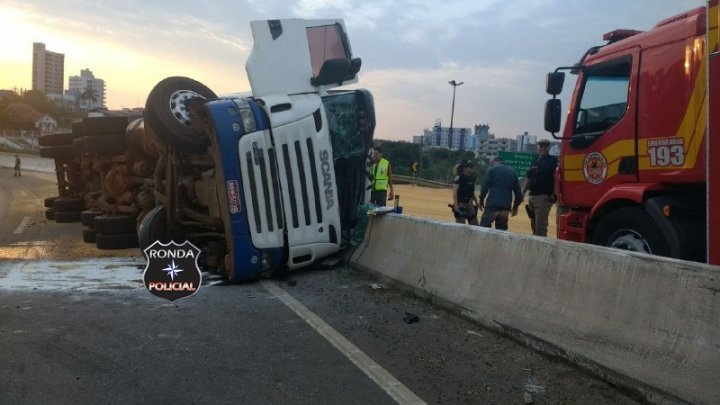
[544,99,562,134]
[546,72,565,96]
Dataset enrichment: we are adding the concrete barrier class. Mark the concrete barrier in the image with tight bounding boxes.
[351,214,720,404]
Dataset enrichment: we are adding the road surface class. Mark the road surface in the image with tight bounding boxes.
[0,165,639,404]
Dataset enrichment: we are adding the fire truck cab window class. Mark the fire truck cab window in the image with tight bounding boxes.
[574,60,631,136]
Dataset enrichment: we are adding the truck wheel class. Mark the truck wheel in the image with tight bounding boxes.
[94,214,137,235]
[53,197,85,212]
[81,210,103,227]
[45,208,55,220]
[73,137,85,154]
[83,228,97,243]
[83,116,130,136]
[591,207,671,256]
[138,205,169,252]
[40,145,76,160]
[54,210,82,223]
[44,196,60,208]
[82,134,128,154]
[71,120,85,136]
[145,77,217,154]
[39,132,77,146]
[96,233,139,250]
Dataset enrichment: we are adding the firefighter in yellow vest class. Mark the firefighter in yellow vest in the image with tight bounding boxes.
[370,146,394,206]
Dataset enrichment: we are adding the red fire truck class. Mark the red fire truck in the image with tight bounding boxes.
[544,1,719,264]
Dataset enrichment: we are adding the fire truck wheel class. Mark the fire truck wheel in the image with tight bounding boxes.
[54,210,82,223]
[81,210,103,227]
[145,76,217,154]
[83,116,130,136]
[82,228,97,243]
[45,208,55,221]
[38,132,77,147]
[40,145,76,160]
[53,197,85,212]
[44,196,60,208]
[82,134,128,154]
[591,207,671,256]
[94,214,137,235]
[138,205,169,252]
[96,233,139,250]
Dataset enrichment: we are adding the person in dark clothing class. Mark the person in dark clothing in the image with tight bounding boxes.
[479,157,523,230]
[452,159,479,225]
[524,139,559,236]
[14,154,21,177]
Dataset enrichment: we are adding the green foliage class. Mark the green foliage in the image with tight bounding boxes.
[0,89,84,130]
[375,139,489,184]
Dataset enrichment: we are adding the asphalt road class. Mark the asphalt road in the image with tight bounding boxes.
[0,165,641,404]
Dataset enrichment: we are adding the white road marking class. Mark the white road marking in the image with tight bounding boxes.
[13,216,30,234]
[261,280,427,405]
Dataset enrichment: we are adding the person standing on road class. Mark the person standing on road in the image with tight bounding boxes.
[524,139,558,236]
[369,146,394,206]
[14,154,21,177]
[478,157,523,230]
[452,159,480,225]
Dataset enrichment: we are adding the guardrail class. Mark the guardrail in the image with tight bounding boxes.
[392,174,452,189]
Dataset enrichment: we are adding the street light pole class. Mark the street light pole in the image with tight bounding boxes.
[446,80,464,183]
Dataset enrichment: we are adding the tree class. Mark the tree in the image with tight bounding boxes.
[80,86,98,110]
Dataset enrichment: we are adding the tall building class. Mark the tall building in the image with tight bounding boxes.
[32,43,65,96]
[516,131,538,152]
[416,119,486,151]
[476,137,518,160]
[67,69,106,109]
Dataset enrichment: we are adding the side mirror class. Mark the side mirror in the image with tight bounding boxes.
[311,57,361,87]
[544,99,562,134]
[546,72,565,96]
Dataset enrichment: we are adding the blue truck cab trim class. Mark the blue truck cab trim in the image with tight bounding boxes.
[203,97,283,282]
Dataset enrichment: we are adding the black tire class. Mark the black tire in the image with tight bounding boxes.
[82,228,97,243]
[94,214,137,235]
[38,132,77,147]
[81,134,127,154]
[54,210,82,223]
[44,196,60,208]
[83,116,130,136]
[45,208,55,220]
[81,210,103,227]
[591,207,671,257]
[96,233,139,250]
[138,205,169,252]
[71,120,85,136]
[73,137,85,154]
[144,77,216,154]
[53,197,84,212]
[40,145,76,160]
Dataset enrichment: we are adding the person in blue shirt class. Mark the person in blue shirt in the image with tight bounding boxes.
[479,156,523,230]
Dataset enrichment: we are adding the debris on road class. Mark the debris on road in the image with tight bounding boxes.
[403,312,419,324]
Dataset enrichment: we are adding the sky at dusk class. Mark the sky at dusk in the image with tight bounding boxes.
[0,0,706,141]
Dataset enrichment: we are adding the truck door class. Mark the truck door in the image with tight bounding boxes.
[245,19,362,268]
[562,50,640,208]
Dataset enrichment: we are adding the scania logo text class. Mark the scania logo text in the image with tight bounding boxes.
[320,150,334,209]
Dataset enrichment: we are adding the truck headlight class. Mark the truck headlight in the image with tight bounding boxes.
[233,99,257,133]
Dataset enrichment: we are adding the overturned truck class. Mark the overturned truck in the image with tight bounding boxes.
[45,18,376,282]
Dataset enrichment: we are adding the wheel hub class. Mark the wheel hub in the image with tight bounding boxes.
[607,229,652,253]
[168,90,204,127]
